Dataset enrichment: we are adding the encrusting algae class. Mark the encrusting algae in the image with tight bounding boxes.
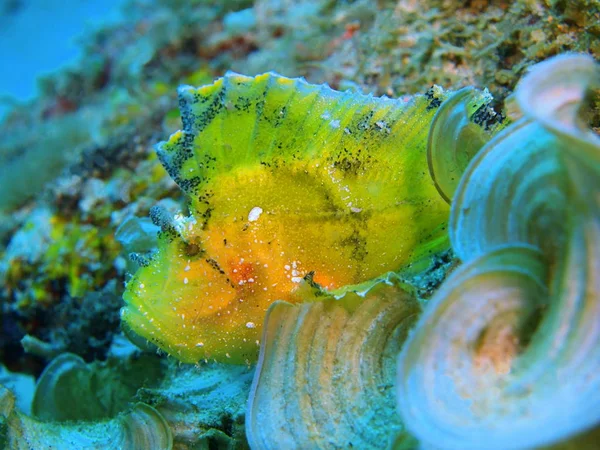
[121,72,498,364]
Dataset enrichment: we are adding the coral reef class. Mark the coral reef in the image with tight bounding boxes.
[0,0,598,448]
[397,53,600,449]
[1,387,173,450]
[138,361,252,448]
[120,54,597,449]
[1,345,252,449]
[0,365,34,415]
[1,0,597,373]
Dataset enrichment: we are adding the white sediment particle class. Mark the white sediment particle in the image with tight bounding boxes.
[248,206,263,222]
[321,111,331,120]
[351,207,362,213]
[172,213,187,234]
[184,277,189,284]
[196,342,204,347]
[291,276,303,283]
[246,321,256,329]
[329,119,341,129]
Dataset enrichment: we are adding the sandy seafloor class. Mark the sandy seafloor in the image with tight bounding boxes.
[0,0,599,448]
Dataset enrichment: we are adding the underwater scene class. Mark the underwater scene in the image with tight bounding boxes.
[0,0,599,449]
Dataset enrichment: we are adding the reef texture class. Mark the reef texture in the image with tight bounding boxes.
[1,344,252,449]
[119,54,598,449]
[0,0,598,449]
[1,0,598,375]
[0,53,597,450]
[1,385,173,450]
[397,54,600,449]
[246,280,419,449]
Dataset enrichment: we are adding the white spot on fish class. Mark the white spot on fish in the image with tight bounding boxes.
[248,206,263,222]
[376,120,390,132]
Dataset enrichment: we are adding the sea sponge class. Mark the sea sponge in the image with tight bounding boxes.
[121,72,493,363]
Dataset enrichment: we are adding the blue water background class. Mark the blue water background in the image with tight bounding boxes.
[0,0,125,119]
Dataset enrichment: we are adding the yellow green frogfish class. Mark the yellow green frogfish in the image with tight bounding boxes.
[121,72,482,364]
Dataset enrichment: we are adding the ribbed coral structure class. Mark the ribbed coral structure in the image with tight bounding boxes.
[397,53,600,449]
